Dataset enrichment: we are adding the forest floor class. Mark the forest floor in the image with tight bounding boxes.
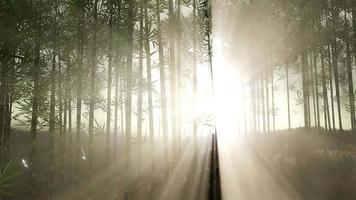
[219,128,356,200]
[5,129,213,200]
[5,127,356,200]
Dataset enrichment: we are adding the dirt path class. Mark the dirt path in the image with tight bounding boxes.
[218,134,302,200]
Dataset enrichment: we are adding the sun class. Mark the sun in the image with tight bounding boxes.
[213,37,247,138]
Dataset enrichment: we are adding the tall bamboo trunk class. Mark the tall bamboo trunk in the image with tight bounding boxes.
[120,78,125,138]
[271,65,275,131]
[169,0,177,148]
[285,59,291,129]
[66,58,72,142]
[114,61,119,163]
[156,0,168,142]
[137,1,144,140]
[176,0,182,146]
[4,95,11,160]
[88,0,98,193]
[156,0,168,176]
[321,49,330,129]
[114,0,122,153]
[313,49,320,127]
[68,86,72,139]
[105,0,113,191]
[68,86,72,176]
[345,11,355,130]
[327,45,334,130]
[0,72,4,160]
[48,37,56,197]
[332,9,342,130]
[67,62,72,183]
[258,78,261,131]
[29,8,41,199]
[332,41,342,130]
[144,0,155,181]
[301,53,310,128]
[265,72,270,133]
[31,17,41,136]
[0,47,11,161]
[144,2,154,139]
[306,54,311,127]
[192,0,198,171]
[58,54,63,173]
[125,0,133,149]
[124,0,134,197]
[59,52,66,187]
[1,49,9,160]
[310,54,317,126]
[61,54,72,187]
[261,75,266,133]
[75,0,84,186]
[352,0,356,132]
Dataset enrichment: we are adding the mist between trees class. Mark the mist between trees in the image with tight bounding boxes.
[214,0,356,132]
[3,0,356,199]
[0,0,213,199]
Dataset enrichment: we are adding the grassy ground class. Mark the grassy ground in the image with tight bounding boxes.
[4,128,356,200]
[251,128,356,200]
[2,130,212,200]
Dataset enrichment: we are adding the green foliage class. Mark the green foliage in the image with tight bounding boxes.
[0,156,20,197]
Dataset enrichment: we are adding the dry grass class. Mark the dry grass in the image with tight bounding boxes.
[251,128,356,200]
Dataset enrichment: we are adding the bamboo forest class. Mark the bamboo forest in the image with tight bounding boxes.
[3,0,356,199]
